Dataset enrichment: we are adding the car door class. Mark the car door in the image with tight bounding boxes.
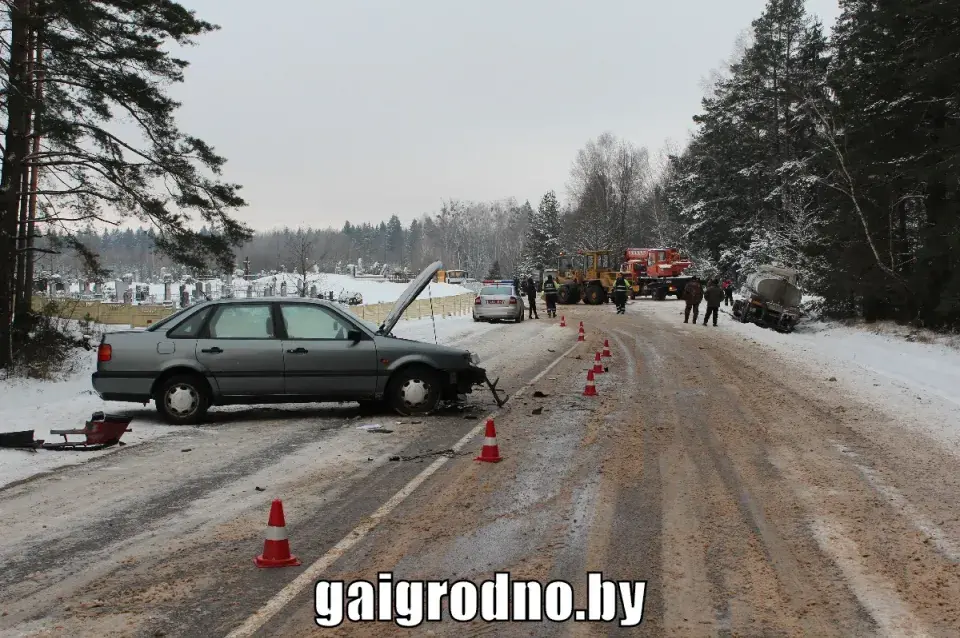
[194,302,285,396]
[278,302,378,399]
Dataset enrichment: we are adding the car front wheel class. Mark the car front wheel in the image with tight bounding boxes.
[155,374,210,425]
[387,365,442,416]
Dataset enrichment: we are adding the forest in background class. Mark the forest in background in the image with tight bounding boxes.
[29,0,960,332]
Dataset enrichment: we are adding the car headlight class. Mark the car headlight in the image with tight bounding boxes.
[469,352,481,365]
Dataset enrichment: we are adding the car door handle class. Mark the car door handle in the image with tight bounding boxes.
[201,347,223,354]
[286,347,308,354]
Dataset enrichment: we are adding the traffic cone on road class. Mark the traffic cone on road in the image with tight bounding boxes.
[255,500,301,568]
[577,323,585,342]
[579,321,584,329]
[593,352,605,374]
[560,316,566,327]
[583,369,598,396]
[602,340,612,358]
[475,419,502,463]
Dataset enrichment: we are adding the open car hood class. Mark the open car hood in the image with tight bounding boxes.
[377,260,442,336]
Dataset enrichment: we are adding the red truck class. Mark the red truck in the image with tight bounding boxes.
[621,248,694,300]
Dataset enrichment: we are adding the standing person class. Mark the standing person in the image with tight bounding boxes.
[703,279,724,326]
[612,273,628,314]
[525,276,539,319]
[682,276,703,324]
[542,274,558,318]
[723,278,734,306]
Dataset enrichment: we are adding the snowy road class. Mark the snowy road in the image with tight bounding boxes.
[2,301,960,636]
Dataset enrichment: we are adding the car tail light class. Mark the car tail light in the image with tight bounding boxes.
[509,297,517,305]
[98,343,112,362]
[475,296,481,305]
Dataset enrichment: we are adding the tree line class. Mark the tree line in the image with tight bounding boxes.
[4,0,958,375]
[660,0,960,328]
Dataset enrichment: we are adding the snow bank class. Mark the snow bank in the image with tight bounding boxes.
[717,311,960,454]
[0,315,494,489]
[0,354,175,489]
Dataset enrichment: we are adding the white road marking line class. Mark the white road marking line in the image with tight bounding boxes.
[223,338,583,638]
[833,443,960,563]
[809,518,934,638]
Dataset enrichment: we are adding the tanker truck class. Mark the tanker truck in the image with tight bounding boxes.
[732,265,802,333]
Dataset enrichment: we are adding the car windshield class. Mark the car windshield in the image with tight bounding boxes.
[480,286,513,296]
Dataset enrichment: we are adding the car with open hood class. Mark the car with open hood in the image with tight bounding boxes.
[91,262,488,424]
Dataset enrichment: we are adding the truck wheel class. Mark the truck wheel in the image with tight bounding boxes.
[654,288,667,301]
[155,374,210,425]
[585,286,605,305]
[558,285,578,304]
[387,365,442,416]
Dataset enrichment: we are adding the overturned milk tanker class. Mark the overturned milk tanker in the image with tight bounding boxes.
[732,265,802,333]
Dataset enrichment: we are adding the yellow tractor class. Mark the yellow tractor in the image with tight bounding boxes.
[552,250,627,305]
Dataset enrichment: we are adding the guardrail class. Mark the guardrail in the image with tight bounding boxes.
[32,293,478,328]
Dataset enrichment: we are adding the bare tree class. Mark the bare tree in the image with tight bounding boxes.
[285,227,329,297]
[567,133,650,251]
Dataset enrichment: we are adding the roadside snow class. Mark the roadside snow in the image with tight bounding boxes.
[643,298,960,454]
[0,315,497,489]
[67,272,472,305]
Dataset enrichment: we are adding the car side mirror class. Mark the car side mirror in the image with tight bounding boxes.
[347,329,362,343]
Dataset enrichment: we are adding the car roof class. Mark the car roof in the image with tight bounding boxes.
[196,297,343,309]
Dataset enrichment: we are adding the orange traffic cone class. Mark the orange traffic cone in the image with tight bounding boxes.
[593,352,604,374]
[583,369,598,396]
[577,323,585,342]
[255,500,301,568]
[475,419,502,462]
[602,339,612,358]
[560,316,566,327]
[579,321,584,329]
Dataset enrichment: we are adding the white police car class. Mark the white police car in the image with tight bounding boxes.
[472,280,525,323]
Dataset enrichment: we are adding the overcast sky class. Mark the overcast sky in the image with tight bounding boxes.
[171,0,842,231]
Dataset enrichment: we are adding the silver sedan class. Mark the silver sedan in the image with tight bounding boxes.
[472,281,525,323]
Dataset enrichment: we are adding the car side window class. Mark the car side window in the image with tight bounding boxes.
[167,307,213,338]
[280,304,355,340]
[207,304,274,339]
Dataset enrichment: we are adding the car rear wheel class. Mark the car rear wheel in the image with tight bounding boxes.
[155,374,210,425]
[387,365,442,416]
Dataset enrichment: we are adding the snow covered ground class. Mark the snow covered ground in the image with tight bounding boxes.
[641,298,960,455]
[0,314,499,489]
[66,272,472,306]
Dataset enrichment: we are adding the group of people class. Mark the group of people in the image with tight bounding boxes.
[682,276,734,326]
[511,272,735,326]
[517,275,558,319]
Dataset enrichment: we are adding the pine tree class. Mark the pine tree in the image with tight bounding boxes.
[486,260,502,279]
[664,0,828,281]
[0,0,250,368]
[821,0,960,324]
[538,191,562,266]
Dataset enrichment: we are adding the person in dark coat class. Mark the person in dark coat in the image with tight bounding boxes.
[683,277,703,324]
[612,273,628,314]
[525,276,539,319]
[542,274,558,318]
[703,279,724,326]
[722,278,734,306]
